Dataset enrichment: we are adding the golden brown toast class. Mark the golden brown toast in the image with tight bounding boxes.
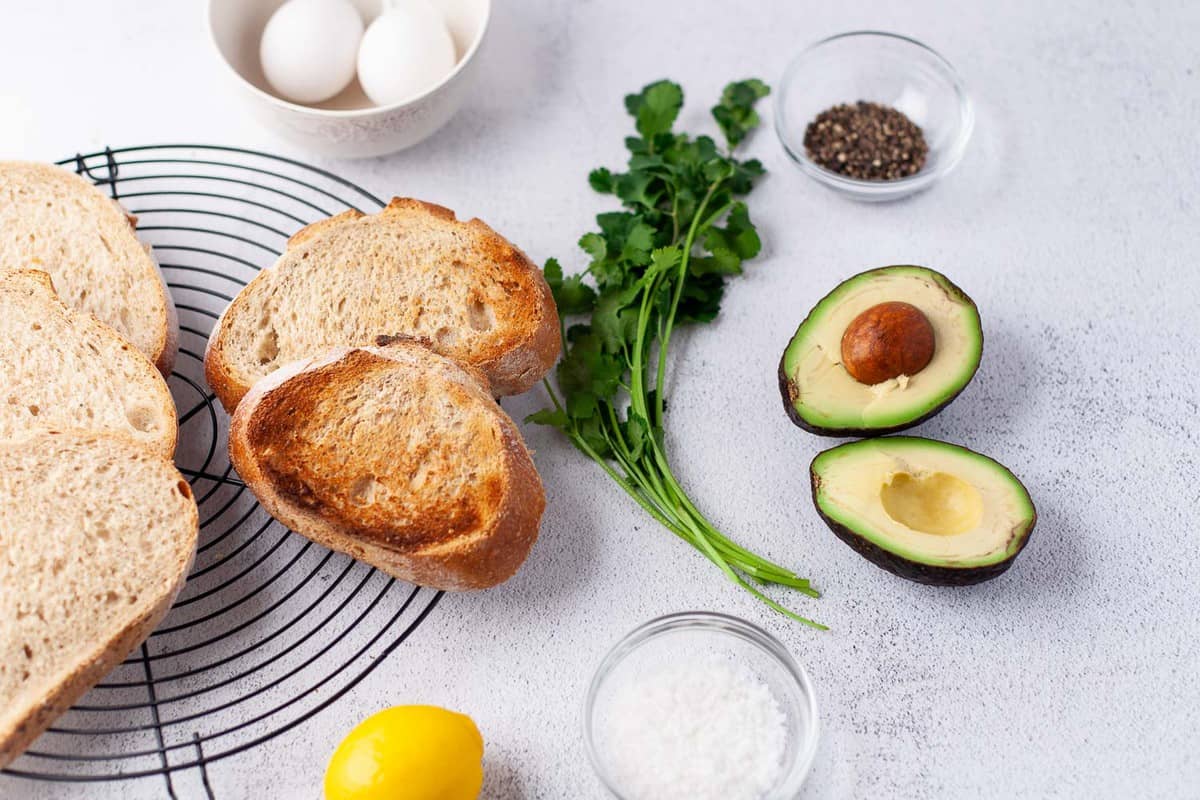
[228,339,546,591]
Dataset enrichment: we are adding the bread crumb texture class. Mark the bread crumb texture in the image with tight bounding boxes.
[0,433,196,749]
[0,270,175,456]
[0,162,169,363]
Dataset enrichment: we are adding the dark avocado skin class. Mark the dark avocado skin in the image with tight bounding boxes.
[809,467,1038,587]
[778,265,983,438]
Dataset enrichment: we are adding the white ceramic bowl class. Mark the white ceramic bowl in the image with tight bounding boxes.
[207,0,491,158]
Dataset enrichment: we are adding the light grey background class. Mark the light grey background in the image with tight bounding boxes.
[2,0,1199,798]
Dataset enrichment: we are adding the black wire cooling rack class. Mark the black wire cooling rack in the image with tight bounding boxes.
[0,145,443,797]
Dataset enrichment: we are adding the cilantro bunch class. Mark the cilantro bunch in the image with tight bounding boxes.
[531,79,823,628]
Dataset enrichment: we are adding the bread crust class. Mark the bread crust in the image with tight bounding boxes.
[205,197,560,413]
[0,161,178,377]
[146,242,180,377]
[0,431,197,769]
[228,343,546,591]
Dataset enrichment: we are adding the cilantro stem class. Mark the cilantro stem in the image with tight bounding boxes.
[642,430,820,598]
[654,179,719,427]
[669,191,680,243]
[653,457,818,595]
[542,377,565,414]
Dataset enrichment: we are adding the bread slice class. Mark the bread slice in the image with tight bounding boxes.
[0,161,178,375]
[0,270,177,457]
[0,431,198,769]
[205,198,559,412]
[229,339,546,591]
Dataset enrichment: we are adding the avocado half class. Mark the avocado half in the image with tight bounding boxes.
[810,437,1036,585]
[779,266,983,436]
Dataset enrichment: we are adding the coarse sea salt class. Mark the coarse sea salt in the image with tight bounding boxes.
[596,655,788,800]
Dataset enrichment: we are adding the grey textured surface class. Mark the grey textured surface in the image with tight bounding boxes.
[2,0,1199,798]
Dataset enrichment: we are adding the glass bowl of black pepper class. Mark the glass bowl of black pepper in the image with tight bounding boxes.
[775,31,973,201]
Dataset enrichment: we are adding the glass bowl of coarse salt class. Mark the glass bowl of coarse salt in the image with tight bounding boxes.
[584,612,819,800]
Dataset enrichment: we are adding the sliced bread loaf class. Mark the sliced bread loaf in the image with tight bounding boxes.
[0,161,178,375]
[0,431,198,769]
[205,198,559,412]
[0,270,177,456]
[229,339,546,591]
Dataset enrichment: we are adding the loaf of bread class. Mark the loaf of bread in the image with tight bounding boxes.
[0,161,179,375]
[0,270,177,456]
[205,198,559,412]
[0,431,198,769]
[229,339,545,591]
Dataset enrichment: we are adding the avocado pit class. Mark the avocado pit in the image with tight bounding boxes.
[841,301,935,385]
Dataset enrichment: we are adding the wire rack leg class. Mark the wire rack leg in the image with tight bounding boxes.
[138,643,177,799]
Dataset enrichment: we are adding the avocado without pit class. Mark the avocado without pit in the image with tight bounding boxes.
[779,266,983,436]
[810,437,1036,585]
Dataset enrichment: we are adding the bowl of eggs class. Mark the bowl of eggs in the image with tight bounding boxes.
[207,0,490,157]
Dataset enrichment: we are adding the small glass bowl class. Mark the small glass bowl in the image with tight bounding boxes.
[584,612,819,799]
[775,31,974,201]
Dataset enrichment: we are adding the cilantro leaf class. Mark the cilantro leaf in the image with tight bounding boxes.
[544,257,597,315]
[621,221,656,263]
[627,153,671,174]
[557,325,622,419]
[542,255,563,286]
[593,284,642,352]
[648,245,681,277]
[677,272,725,323]
[690,247,743,276]
[625,80,684,141]
[579,232,607,262]
[712,79,770,149]
[702,202,761,261]
[526,407,568,429]
[614,170,663,210]
[703,159,735,183]
[729,157,765,194]
[555,276,597,315]
[588,167,615,194]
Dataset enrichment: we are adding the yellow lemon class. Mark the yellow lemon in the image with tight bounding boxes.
[324,705,484,800]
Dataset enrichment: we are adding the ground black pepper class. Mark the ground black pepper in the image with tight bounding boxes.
[803,101,928,181]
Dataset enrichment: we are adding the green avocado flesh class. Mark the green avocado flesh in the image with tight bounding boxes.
[780,266,983,435]
[811,437,1036,585]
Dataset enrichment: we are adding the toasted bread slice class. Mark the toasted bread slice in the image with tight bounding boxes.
[229,339,546,591]
[205,198,559,412]
[0,161,178,375]
[0,270,177,456]
[0,431,198,769]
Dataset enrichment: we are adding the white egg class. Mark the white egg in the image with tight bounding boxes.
[356,0,457,107]
[260,0,363,104]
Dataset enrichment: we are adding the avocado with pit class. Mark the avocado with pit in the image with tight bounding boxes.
[779,266,983,436]
[811,437,1036,585]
